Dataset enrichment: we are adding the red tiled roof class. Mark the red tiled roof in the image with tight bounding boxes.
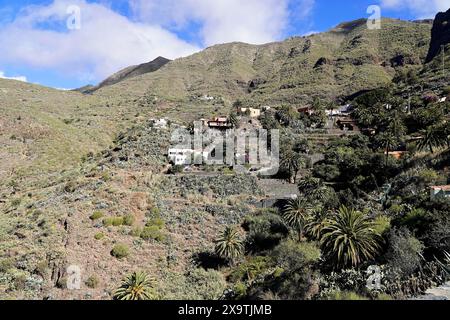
[430,185,450,191]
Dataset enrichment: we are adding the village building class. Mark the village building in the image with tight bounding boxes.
[326,104,353,117]
[239,107,261,118]
[168,149,206,165]
[430,185,450,200]
[152,118,169,129]
[385,151,409,160]
[336,118,359,131]
[208,116,233,129]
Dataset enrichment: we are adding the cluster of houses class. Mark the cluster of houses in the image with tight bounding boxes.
[167,108,267,167]
[298,103,361,132]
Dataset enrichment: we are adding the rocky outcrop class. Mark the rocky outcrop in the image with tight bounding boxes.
[390,54,421,67]
[425,8,450,63]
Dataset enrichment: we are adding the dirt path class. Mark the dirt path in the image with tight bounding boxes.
[413,282,450,300]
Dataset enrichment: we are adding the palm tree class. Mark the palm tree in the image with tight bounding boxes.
[215,227,244,263]
[281,197,313,241]
[114,271,157,300]
[280,150,306,183]
[305,208,330,241]
[417,124,448,153]
[375,132,398,165]
[320,206,382,269]
[298,176,331,202]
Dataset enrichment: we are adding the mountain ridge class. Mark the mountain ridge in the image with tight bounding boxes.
[77,56,171,94]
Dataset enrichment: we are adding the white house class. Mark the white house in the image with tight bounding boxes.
[168,148,193,165]
[200,95,215,101]
[153,118,168,129]
[168,148,206,165]
[239,107,261,118]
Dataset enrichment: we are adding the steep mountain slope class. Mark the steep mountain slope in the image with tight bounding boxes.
[0,15,442,300]
[426,9,450,63]
[96,18,432,105]
[78,56,171,94]
[0,78,162,196]
[421,8,450,92]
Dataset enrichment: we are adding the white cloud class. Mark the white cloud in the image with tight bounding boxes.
[129,0,315,46]
[0,71,27,82]
[0,0,316,84]
[0,0,200,83]
[380,0,450,18]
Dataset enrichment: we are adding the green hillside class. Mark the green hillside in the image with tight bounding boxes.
[96,19,432,105]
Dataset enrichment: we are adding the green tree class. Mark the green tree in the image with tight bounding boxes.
[417,124,448,153]
[281,198,313,241]
[114,271,157,300]
[215,227,244,264]
[280,149,306,183]
[298,176,331,202]
[229,112,239,128]
[305,208,330,241]
[375,132,398,165]
[321,206,382,268]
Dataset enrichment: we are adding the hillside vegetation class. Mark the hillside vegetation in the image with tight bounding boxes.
[0,12,449,300]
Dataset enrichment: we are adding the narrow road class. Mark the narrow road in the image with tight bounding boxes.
[413,282,450,300]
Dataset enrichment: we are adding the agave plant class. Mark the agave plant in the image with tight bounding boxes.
[113,271,157,300]
[281,197,314,241]
[321,206,382,268]
[215,226,244,263]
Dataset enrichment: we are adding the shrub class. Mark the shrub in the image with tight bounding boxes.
[94,232,104,240]
[324,290,369,300]
[64,181,78,193]
[11,198,22,207]
[111,244,129,259]
[271,240,321,270]
[229,256,273,283]
[123,214,135,226]
[85,275,100,289]
[103,216,124,227]
[417,168,439,184]
[185,268,227,300]
[385,228,424,275]
[34,261,49,277]
[169,165,184,174]
[90,211,104,221]
[0,258,14,273]
[147,207,161,218]
[140,226,165,242]
[147,217,165,229]
[373,215,391,236]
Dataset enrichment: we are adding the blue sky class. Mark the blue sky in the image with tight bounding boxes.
[0,0,449,89]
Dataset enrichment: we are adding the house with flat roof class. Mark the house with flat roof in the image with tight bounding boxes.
[208,116,232,129]
[239,107,261,118]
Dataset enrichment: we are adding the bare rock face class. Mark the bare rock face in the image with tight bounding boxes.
[425,8,450,63]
